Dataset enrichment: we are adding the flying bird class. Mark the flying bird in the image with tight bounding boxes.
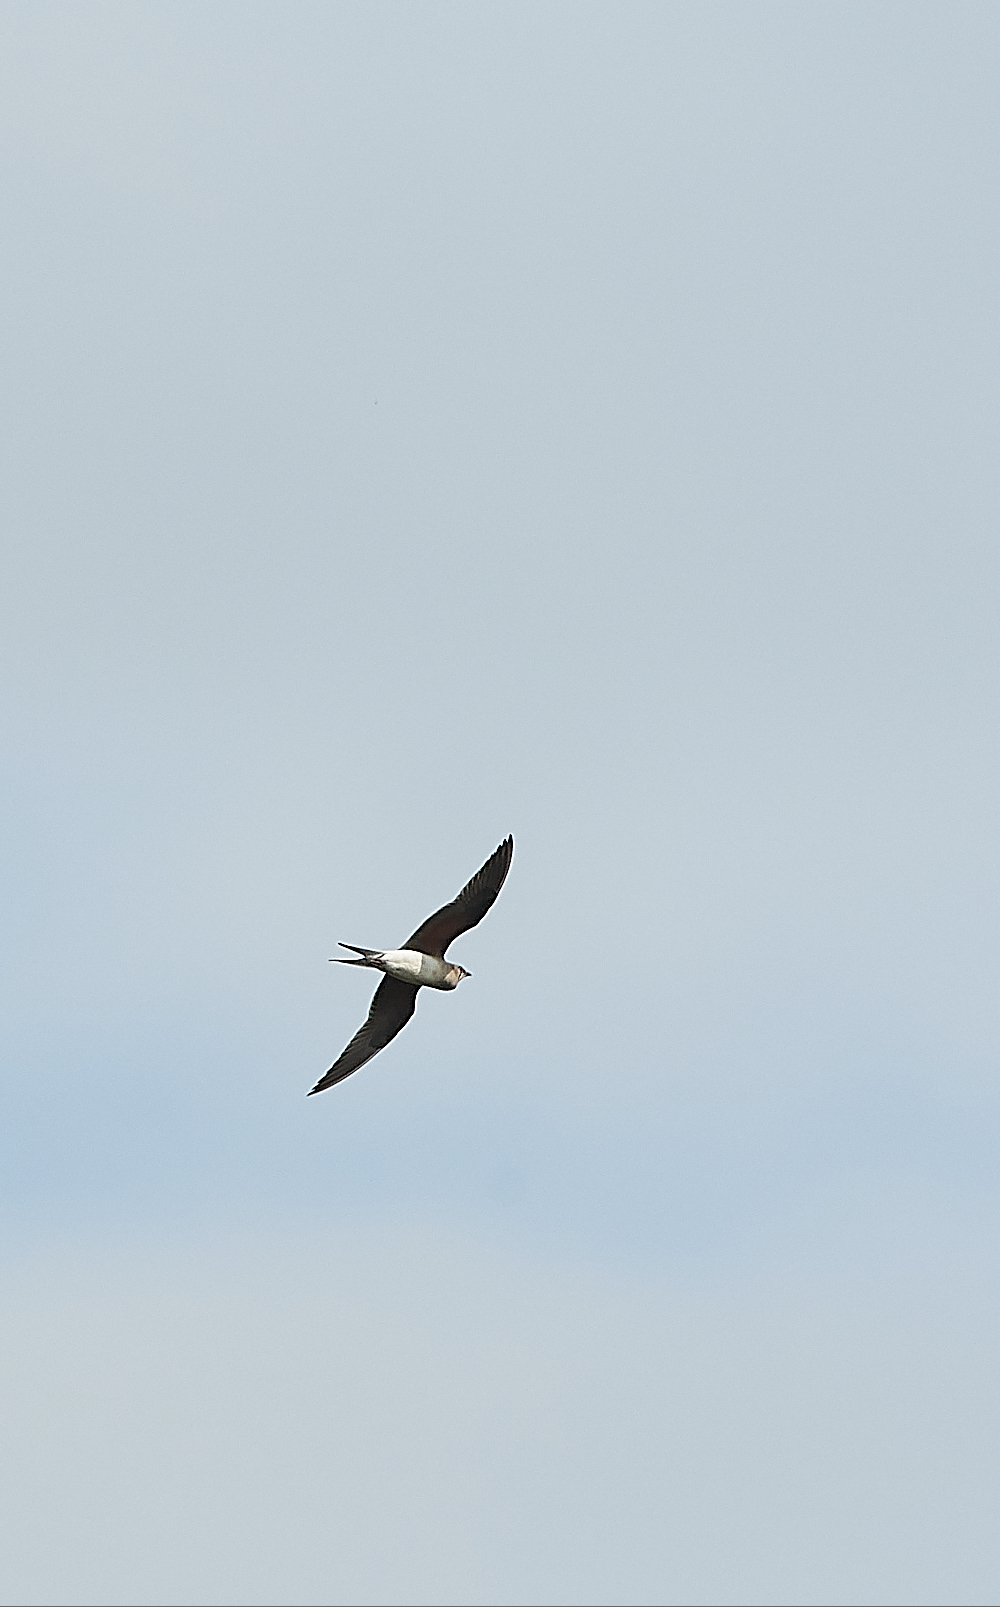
[309,835,513,1095]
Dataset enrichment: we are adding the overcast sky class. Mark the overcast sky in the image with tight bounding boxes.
[2,4,999,1604]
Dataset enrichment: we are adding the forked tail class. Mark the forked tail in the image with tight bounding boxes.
[330,942,385,967]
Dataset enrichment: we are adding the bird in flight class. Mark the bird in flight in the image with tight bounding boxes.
[308,835,513,1095]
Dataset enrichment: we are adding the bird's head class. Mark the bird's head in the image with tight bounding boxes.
[457,965,471,981]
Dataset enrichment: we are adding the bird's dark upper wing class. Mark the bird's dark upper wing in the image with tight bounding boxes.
[403,835,513,959]
[308,975,417,1094]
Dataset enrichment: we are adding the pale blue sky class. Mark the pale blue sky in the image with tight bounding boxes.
[1,5,999,1603]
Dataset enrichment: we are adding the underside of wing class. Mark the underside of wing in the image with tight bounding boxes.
[404,835,513,959]
[308,975,418,1094]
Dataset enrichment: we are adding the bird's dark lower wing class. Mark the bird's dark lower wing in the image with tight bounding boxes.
[404,835,513,958]
[309,975,418,1094]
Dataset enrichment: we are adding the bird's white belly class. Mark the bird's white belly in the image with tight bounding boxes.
[380,949,454,989]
